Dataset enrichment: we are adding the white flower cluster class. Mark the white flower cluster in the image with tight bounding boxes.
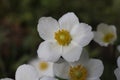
[1,12,120,80]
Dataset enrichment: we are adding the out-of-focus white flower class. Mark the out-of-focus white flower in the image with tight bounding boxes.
[117,45,120,52]
[94,23,117,47]
[29,58,54,78]
[37,12,93,62]
[40,76,58,80]
[0,78,13,80]
[53,50,104,80]
[0,65,56,80]
[114,56,120,80]
[15,64,39,80]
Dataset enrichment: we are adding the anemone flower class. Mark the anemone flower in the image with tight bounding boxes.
[53,50,104,80]
[94,23,117,46]
[37,12,93,62]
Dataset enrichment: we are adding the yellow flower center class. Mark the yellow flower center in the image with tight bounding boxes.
[39,61,48,71]
[103,33,114,43]
[69,65,87,80]
[54,29,72,46]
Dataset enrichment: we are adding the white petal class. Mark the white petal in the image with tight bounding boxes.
[0,78,13,80]
[86,59,104,79]
[117,56,120,68]
[97,23,116,34]
[37,40,61,62]
[53,62,70,79]
[97,23,109,32]
[62,43,82,62]
[117,45,120,53]
[15,64,39,80]
[87,77,100,80]
[40,76,58,80]
[58,12,79,31]
[29,58,54,77]
[114,68,120,80]
[71,23,94,47]
[93,31,108,46]
[108,25,117,33]
[37,17,59,40]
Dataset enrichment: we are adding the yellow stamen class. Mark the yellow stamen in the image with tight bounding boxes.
[103,33,114,43]
[39,61,48,71]
[54,29,72,46]
[69,65,87,80]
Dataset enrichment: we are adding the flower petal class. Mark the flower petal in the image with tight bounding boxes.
[0,78,13,80]
[114,68,120,80]
[97,23,109,32]
[37,40,61,62]
[15,64,39,80]
[86,59,104,79]
[117,56,120,68]
[62,43,82,62]
[53,62,70,79]
[71,23,93,47]
[108,25,117,33]
[58,12,79,31]
[97,23,116,34]
[117,45,120,53]
[40,76,58,80]
[87,78,100,80]
[37,17,59,40]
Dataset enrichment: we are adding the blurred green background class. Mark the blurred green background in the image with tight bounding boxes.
[0,0,120,80]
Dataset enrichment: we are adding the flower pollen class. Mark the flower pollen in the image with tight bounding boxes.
[54,29,72,46]
[69,65,87,80]
[39,61,48,71]
[103,33,114,43]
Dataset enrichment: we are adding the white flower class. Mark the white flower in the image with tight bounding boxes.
[15,64,39,80]
[37,12,93,62]
[114,56,120,80]
[94,23,117,46]
[53,50,104,80]
[29,58,54,78]
[0,78,13,80]
[117,45,120,52]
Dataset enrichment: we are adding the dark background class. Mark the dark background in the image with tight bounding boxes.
[0,0,120,80]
